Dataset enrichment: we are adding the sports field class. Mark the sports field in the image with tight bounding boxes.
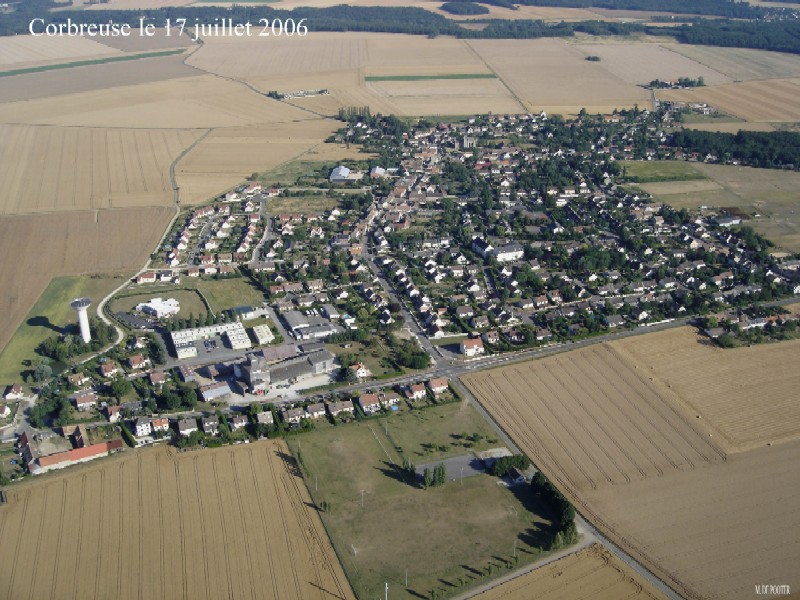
[0,442,354,600]
[287,401,560,600]
[462,327,800,600]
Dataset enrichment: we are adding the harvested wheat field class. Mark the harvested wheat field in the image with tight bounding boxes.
[0,441,354,600]
[175,120,344,204]
[463,342,725,494]
[0,75,312,129]
[0,207,172,352]
[366,78,523,115]
[572,42,731,86]
[613,327,800,452]
[462,328,800,600]
[468,39,649,115]
[473,544,667,600]
[661,78,800,123]
[0,124,203,214]
[0,35,121,70]
[663,43,800,81]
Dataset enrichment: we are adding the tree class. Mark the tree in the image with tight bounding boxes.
[109,376,133,400]
[32,358,53,383]
[433,463,447,486]
[423,468,433,488]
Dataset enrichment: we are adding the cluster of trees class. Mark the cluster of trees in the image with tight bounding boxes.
[391,336,431,369]
[672,20,800,55]
[29,390,72,428]
[492,454,531,477]
[671,130,800,169]
[441,1,491,15]
[649,76,704,88]
[520,0,764,18]
[423,463,447,487]
[37,317,116,363]
[530,471,579,550]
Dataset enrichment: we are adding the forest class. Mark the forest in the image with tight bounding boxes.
[671,130,800,170]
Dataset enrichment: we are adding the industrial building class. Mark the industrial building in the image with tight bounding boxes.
[135,297,180,319]
[251,324,275,345]
[170,322,252,359]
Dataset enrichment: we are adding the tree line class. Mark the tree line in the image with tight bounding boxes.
[671,130,800,169]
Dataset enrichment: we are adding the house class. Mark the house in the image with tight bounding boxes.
[67,373,91,388]
[427,377,449,396]
[202,416,220,436]
[134,417,152,438]
[327,400,354,418]
[283,407,305,425]
[460,337,485,357]
[98,362,119,378]
[70,390,98,411]
[128,354,149,370]
[177,418,198,437]
[305,402,326,419]
[482,330,500,344]
[229,414,248,431]
[329,165,351,182]
[406,383,427,401]
[106,405,123,423]
[256,411,274,426]
[380,392,402,408]
[508,467,527,485]
[149,372,167,388]
[349,362,370,381]
[358,393,382,415]
[3,383,22,400]
[151,417,170,433]
[177,364,196,383]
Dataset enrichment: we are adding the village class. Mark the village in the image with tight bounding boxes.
[2,104,799,479]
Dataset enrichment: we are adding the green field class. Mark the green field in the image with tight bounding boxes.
[0,49,186,78]
[326,339,402,380]
[366,74,497,82]
[194,277,265,313]
[256,160,335,188]
[622,160,707,183]
[0,275,125,383]
[268,196,339,214]
[109,289,208,320]
[287,402,556,600]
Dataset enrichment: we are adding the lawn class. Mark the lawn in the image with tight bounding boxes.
[326,339,402,379]
[365,74,497,82]
[109,289,208,320]
[268,196,339,214]
[194,277,265,313]
[287,402,557,600]
[386,401,502,462]
[0,275,125,383]
[0,49,185,78]
[256,159,336,188]
[621,160,707,183]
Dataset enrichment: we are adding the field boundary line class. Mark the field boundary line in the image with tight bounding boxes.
[461,40,527,113]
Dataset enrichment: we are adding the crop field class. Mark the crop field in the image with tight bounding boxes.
[0,125,202,214]
[0,53,201,104]
[473,543,667,600]
[175,121,343,205]
[661,77,800,123]
[0,35,120,70]
[468,39,649,115]
[463,343,726,495]
[663,43,800,81]
[0,275,125,382]
[286,402,559,600]
[0,75,311,129]
[0,49,187,78]
[644,163,800,251]
[613,327,800,452]
[572,42,731,86]
[0,442,354,600]
[0,207,172,356]
[90,27,195,52]
[463,328,800,600]
[621,160,706,183]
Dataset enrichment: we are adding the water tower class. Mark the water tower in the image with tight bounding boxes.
[70,298,92,344]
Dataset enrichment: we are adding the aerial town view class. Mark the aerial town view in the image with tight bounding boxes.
[0,0,799,599]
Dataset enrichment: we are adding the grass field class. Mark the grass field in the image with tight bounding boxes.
[0,275,125,382]
[0,49,186,77]
[0,442,355,600]
[268,196,339,213]
[286,402,560,600]
[365,74,497,82]
[110,289,208,320]
[473,543,667,600]
[194,277,266,313]
[622,160,707,183]
[463,328,800,600]
[325,340,400,379]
